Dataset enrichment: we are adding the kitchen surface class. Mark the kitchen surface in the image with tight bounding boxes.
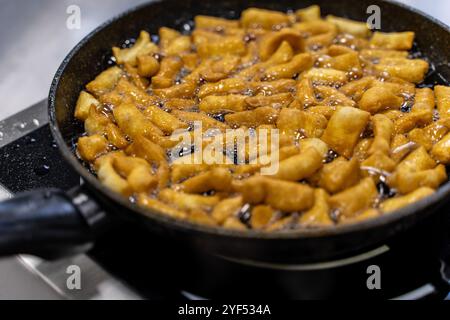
[0,0,449,300]
[1,0,449,121]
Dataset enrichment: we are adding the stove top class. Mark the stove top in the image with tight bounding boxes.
[0,100,449,300]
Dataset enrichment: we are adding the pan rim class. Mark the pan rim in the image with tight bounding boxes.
[48,0,450,241]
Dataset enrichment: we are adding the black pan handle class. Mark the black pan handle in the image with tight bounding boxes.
[0,189,105,259]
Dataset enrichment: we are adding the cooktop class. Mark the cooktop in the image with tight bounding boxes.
[0,100,449,300]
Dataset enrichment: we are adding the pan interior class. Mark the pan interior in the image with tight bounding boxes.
[50,0,450,239]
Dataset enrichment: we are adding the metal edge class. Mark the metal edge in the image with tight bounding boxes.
[0,105,142,300]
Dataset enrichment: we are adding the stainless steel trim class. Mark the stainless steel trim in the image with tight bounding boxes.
[181,291,208,301]
[217,245,391,271]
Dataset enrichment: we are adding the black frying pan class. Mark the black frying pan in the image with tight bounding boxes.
[0,0,449,264]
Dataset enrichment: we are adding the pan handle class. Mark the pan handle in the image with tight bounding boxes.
[0,189,104,259]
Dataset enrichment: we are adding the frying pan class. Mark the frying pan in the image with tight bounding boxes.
[0,0,449,264]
